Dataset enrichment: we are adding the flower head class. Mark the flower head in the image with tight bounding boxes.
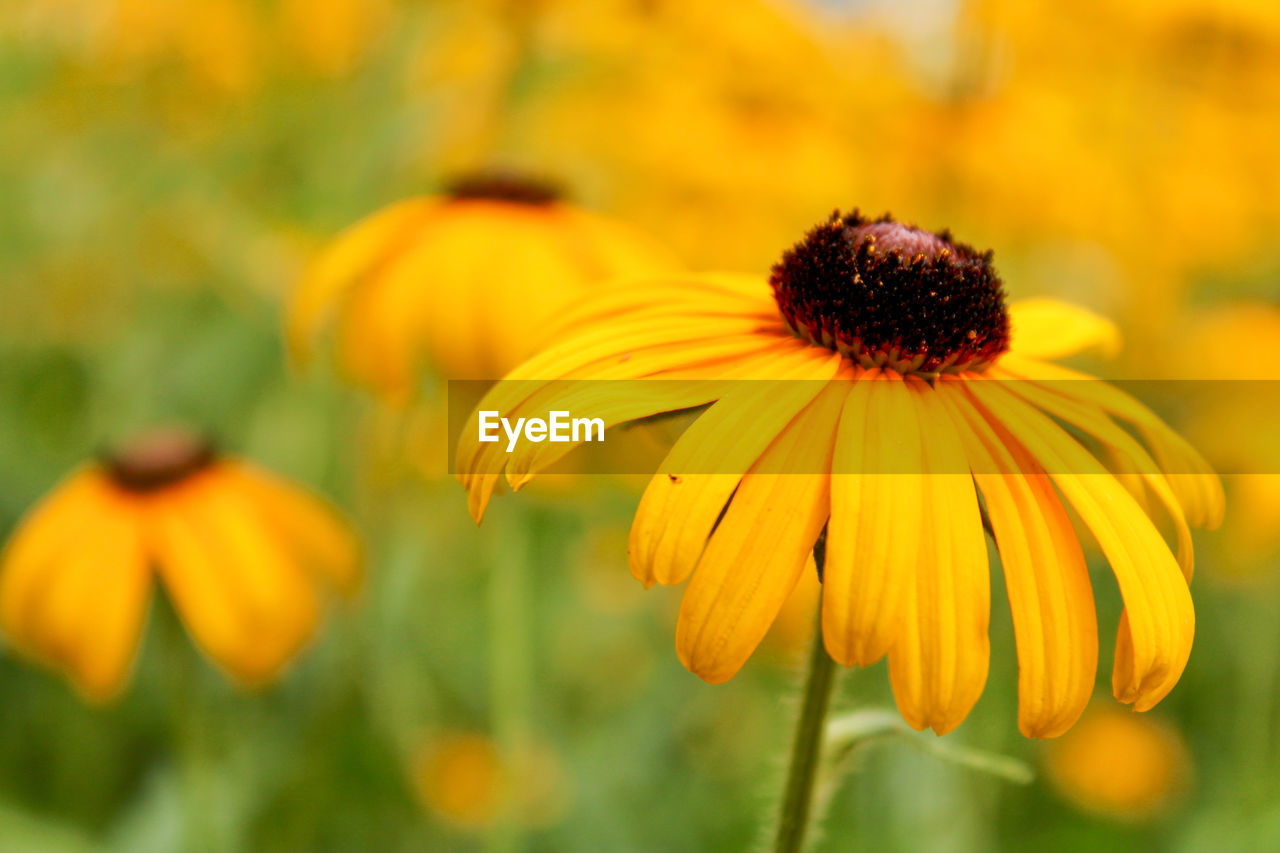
[288,172,677,397]
[0,427,360,700]
[770,212,1009,373]
[457,211,1222,738]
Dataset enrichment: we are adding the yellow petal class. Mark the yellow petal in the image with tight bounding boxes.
[216,462,362,596]
[558,206,681,278]
[415,210,586,379]
[333,234,441,400]
[503,334,796,488]
[990,365,1195,579]
[823,369,925,667]
[887,379,991,736]
[20,489,150,701]
[459,319,798,522]
[962,377,1193,712]
[546,274,773,338]
[151,469,320,685]
[997,353,1223,530]
[630,347,845,587]
[1007,299,1121,361]
[287,198,437,364]
[457,313,775,491]
[1,468,106,641]
[675,380,847,684]
[938,378,1097,738]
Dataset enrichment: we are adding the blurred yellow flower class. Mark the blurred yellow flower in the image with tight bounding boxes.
[1045,705,1192,820]
[20,0,264,96]
[954,0,1280,341]
[410,731,570,831]
[0,427,360,701]
[412,733,505,830]
[502,0,925,271]
[458,212,1221,737]
[401,5,524,173]
[289,174,677,399]
[276,0,392,78]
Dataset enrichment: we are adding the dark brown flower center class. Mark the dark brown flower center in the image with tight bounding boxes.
[769,211,1010,374]
[102,427,216,493]
[443,172,562,206]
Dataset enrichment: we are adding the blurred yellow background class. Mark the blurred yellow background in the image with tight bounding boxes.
[1,0,1278,850]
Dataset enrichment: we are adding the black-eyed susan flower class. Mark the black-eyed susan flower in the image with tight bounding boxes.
[0,427,359,701]
[1044,704,1192,820]
[288,173,676,397]
[457,210,1222,738]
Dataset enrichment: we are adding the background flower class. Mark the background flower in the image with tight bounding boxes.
[1,0,1277,849]
[1044,704,1193,821]
[0,428,359,698]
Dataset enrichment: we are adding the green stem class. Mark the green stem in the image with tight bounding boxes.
[486,504,533,853]
[774,594,839,853]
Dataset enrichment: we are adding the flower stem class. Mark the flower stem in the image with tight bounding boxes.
[773,590,838,853]
[486,503,533,853]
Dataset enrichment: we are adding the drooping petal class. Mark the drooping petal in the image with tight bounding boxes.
[823,369,925,667]
[215,462,362,596]
[997,353,1223,529]
[471,213,614,379]
[674,380,848,684]
[1006,299,1121,361]
[461,327,815,522]
[887,379,992,736]
[630,348,845,587]
[457,312,779,504]
[333,246,429,400]
[1,468,106,640]
[150,469,320,685]
[937,378,1097,738]
[16,485,151,701]
[72,517,152,701]
[991,365,1195,579]
[962,377,1193,712]
[287,198,437,364]
[502,335,802,488]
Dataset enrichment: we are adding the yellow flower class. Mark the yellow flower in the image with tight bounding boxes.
[0,427,360,701]
[289,174,677,398]
[409,731,570,831]
[411,733,505,830]
[457,211,1222,737]
[1045,705,1192,820]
